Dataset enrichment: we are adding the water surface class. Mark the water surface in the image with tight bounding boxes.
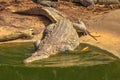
[0,42,119,80]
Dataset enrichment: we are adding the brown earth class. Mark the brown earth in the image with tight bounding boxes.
[0,0,120,57]
[0,0,113,39]
[80,10,120,58]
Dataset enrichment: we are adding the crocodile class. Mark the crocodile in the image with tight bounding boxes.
[24,18,80,63]
[23,7,93,63]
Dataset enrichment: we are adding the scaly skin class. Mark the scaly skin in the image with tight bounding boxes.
[24,19,80,63]
[22,7,93,63]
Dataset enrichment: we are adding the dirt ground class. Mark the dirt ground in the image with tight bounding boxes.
[0,0,120,57]
[0,0,114,36]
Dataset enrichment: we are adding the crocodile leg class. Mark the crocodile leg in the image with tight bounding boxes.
[73,21,87,32]
[34,23,56,50]
[34,39,41,50]
[73,21,98,40]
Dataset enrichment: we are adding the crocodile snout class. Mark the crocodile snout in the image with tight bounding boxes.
[23,54,49,64]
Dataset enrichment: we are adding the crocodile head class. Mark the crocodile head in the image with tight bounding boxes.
[23,52,49,64]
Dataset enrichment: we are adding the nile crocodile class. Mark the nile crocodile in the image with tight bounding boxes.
[24,18,80,63]
[23,7,93,63]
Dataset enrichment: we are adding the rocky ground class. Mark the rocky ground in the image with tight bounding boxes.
[0,0,120,57]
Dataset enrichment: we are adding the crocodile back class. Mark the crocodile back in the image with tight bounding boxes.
[38,19,80,55]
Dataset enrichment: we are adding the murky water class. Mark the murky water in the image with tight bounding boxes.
[0,42,120,80]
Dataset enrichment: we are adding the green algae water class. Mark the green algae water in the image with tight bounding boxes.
[0,42,120,80]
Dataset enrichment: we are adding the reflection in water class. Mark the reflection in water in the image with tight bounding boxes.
[0,42,119,80]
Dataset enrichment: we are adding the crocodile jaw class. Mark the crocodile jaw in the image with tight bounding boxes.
[23,53,49,64]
